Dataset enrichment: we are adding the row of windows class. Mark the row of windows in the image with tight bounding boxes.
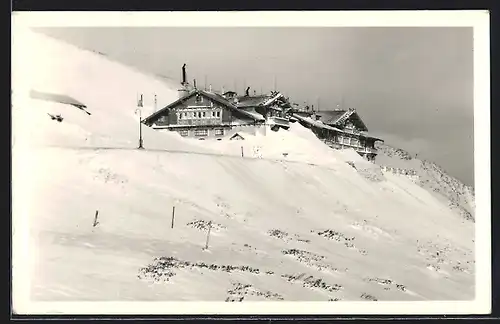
[178,129,225,137]
[194,129,208,136]
[337,135,364,147]
[178,110,221,120]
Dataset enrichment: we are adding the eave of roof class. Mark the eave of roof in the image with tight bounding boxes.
[143,89,265,124]
[292,113,343,132]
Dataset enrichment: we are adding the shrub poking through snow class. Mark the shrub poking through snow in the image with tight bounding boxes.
[282,249,340,273]
[225,282,284,302]
[268,229,311,243]
[363,277,408,292]
[417,240,474,275]
[360,293,378,301]
[268,229,291,241]
[138,256,264,283]
[187,220,226,232]
[312,229,368,255]
[281,273,342,293]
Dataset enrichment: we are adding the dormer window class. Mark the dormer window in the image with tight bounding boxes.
[195,95,203,103]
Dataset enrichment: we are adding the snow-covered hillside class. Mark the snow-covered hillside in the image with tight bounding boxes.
[375,143,475,222]
[12,29,475,310]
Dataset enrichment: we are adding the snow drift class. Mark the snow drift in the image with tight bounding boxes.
[12,29,475,309]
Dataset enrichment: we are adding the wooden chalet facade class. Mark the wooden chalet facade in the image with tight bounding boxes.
[229,89,292,131]
[142,87,266,139]
[143,65,383,159]
[292,108,383,161]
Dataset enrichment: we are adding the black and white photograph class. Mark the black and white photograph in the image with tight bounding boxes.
[11,11,490,315]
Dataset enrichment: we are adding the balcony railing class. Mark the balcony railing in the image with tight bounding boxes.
[323,140,377,154]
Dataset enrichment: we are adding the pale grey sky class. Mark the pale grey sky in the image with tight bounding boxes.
[35,27,474,186]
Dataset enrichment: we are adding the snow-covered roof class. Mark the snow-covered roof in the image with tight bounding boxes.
[316,109,368,132]
[292,113,343,132]
[143,89,265,125]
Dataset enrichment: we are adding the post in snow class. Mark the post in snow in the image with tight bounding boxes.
[241,146,244,158]
[171,206,176,229]
[135,107,144,149]
[93,210,100,227]
[205,220,212,250]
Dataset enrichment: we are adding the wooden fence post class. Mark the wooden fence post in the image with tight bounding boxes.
[205,220,212,249]
[171,206,176,229]
[241,146,244,157]
[93,210,99,227]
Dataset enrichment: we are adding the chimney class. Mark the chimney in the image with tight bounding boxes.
[245,87,250,97]
[194,79,197,89]
[221,85,225,94]
[181,64,187,85]
[209,84,212,92]
[137,94,143,107]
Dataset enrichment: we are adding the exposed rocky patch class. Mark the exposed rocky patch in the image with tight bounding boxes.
[225,282,284,302]
[268,229,292,242]
[312,229,368,255]
[281,273,343,295]
[363,277,407,292]
[417,240,474,275]
[376,143,475,223]
[138,256,265,283]
[360,293,378,301]
[267,229,311,243]
[376,144,413,161]
[187,220,226,232]
[281,248,342,273]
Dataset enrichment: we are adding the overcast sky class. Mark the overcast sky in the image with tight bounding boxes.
[35,27,474,186]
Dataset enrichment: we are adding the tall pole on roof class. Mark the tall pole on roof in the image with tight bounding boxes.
[204,75,207,91]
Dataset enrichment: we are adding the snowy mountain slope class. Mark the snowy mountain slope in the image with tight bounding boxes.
[375,143,475,222]
[12,30,475,307]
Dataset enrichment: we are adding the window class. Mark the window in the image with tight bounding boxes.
[195,95,203,103]
[212,111,216,117]
[202,112,206,118]
[198,112,202,118]
[216,111,221,118]
[178,130,188,137]
[194,129,208,136]
[215,129,224,136]
[178,113,182,120]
